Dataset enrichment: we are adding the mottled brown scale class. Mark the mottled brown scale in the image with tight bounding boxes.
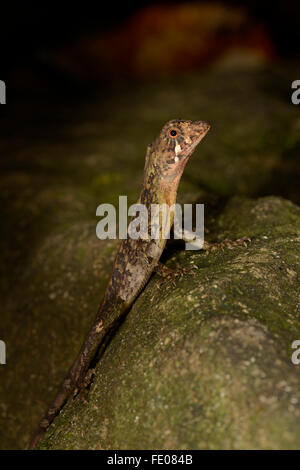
[28,119,210,449]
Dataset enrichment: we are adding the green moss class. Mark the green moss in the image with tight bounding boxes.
[92,172,124,187]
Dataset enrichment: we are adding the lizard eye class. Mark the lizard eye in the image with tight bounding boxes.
[169,129,178,138]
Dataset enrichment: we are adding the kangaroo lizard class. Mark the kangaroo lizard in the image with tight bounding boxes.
[28,119,210,449]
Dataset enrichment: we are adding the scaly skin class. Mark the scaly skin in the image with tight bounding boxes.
[28,119,210,449]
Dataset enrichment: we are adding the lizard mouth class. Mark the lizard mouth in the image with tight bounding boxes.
[185,126,210,159]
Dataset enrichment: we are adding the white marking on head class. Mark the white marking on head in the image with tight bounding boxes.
[174,156,179,163]
[175,142,181,155]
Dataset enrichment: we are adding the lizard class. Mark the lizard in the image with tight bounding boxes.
[28,119,210,449]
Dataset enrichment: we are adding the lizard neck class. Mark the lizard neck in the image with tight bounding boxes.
[159,159,187,207]
[141,151,184,208]
[140,151,185,246]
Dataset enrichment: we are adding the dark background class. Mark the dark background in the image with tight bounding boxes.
[1,0,299,98]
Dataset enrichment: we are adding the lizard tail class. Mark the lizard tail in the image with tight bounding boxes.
[28,297,127,449]
[27,375,72,449]
[28,320,108,449]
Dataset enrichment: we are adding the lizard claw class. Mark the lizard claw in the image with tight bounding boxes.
[72,368,96,399]
[203,236,251,252]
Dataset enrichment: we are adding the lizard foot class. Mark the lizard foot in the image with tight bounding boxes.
[155,262,198,287]
[72,368,96,400]
[203,236,251,252]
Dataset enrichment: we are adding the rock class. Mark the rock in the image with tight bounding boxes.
[1,62,299,449]
[39,196,300,449]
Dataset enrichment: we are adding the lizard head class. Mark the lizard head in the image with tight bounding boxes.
[142,119,210,206]
[151,119,210,184]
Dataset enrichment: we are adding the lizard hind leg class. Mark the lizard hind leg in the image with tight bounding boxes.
[203,236,251,252]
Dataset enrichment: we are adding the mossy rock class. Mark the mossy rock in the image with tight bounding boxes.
[1,62,300,449]
[39,196,300,450]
